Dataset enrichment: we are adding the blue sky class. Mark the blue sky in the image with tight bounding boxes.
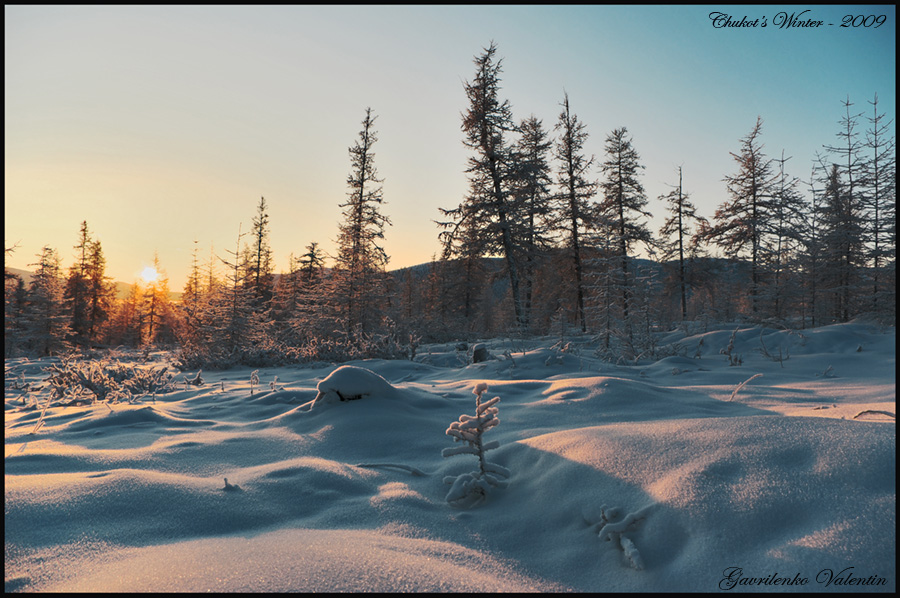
[5,5,896,287]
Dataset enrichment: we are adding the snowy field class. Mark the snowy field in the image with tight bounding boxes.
[4,322,896,592]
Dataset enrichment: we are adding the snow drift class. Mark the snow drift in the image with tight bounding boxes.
[4,322,896,592]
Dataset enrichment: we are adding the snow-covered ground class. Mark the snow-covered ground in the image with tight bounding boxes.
[5,322,895,592]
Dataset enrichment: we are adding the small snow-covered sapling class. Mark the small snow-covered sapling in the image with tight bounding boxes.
[720,327,742,366]
[593,504,651,570]
[442,382,510,508]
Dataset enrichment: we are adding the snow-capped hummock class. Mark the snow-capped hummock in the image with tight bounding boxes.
[311,365,396,409]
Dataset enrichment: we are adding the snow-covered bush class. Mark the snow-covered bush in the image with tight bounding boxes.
[546,340,578,366]
[269,375,283,391]
[117,363,176,399]
[758,330,789,367]
[442,383,510,508]
[311,365,396,409]
[45,356,122,403]
[41,354,175,406]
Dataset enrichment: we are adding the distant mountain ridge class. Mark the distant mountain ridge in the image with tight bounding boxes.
[7,255,749,305]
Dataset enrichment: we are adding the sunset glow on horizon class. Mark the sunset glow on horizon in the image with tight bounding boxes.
[5,5,895,289]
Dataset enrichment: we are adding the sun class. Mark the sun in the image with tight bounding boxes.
[140,266,160,283]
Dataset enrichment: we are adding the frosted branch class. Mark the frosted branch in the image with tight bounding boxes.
[729,373,763,401]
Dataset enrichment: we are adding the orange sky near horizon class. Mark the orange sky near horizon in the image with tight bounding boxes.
[5,5,895,289]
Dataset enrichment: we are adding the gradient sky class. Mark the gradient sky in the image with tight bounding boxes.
[5,5,896,289]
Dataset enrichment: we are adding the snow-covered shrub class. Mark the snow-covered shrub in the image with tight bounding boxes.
[173,342,239,371]
[546,340,578,366]
[442,383,509,508]
[41,355,175,406]
[311,365,395,409]
[117,364,175,400]
[44,356,123,404]
[595,505,647,570]
[184,370,204,387]
[269,375,283,391]
[175,322,420,369]
[454,344,468,367]
[693,336,704,359]
[287,326,419,366]
[5,368,26,390]
[758,330,789,367]
[817,365,836,378]
[586,505,652,570]
[501,349,516,369]
[720,327,742,366]
[405,332,420,362]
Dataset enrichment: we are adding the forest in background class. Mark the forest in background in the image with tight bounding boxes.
[5,44,895,367]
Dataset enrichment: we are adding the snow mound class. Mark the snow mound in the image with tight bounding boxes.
[36,528,566,592]
[311,365,398,409]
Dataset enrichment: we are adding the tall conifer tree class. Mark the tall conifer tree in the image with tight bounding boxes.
[333,107,391,339]
[658,167,706,321]
[766,151,806,320]
[703,117,774,316]
[439,42,526,330]
[822,99,867,322]
[85,238,115,343]
[65,221,92,346]
[863,93,896,317]
[514,115,555,329]
[599,126,651,345]
[247,196,274,306]
[553,93,597,332]
[24,246,70,356]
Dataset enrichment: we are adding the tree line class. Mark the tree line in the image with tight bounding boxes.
[5,43,895,364]
[436,43,894,355]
